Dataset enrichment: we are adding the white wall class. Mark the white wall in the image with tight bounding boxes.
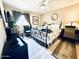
[3,4,41,28]
[0,18,6,58]
[41,3,79,27]
[0,0,6,58]
[3,2,42,28]
[0,0,8,27]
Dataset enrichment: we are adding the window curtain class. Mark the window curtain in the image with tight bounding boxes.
[7,11,12,22]
[23,13,31,27]
[6,11,14,27]
[12,10,21,23]
[12,10,31,27]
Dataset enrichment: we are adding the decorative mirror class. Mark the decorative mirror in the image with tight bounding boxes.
[51,13,58,20]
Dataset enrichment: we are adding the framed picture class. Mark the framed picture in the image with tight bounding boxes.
[32,16,39,25]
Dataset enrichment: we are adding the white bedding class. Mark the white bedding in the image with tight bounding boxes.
[46,24,61,44]
[31,23,61,45]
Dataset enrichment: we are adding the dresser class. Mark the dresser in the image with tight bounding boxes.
[63,26,76,39]
[60,26,79,40]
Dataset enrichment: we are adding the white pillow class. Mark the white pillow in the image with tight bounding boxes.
[48,24,59,30]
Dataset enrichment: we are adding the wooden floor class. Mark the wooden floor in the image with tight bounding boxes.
[48,38,79,59]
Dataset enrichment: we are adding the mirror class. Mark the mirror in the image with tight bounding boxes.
[51,13,58,20]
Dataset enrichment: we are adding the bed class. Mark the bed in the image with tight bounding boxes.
[31,23,61,47]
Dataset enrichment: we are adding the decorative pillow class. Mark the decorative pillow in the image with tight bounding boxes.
[48,24,59,30]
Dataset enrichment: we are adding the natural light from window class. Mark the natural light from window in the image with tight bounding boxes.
[15,15,30,26]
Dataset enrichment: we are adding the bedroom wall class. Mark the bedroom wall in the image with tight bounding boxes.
[41,3,79,27]
[3,4,41,28]
[0,0,6,58]
[0,18,6,58]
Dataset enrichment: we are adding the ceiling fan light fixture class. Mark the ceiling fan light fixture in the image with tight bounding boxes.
[41,3,46,6]
[40,3,46,9]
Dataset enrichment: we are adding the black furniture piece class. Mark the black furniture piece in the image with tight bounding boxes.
[2,34,28,59]
[6,27,12,41]
[31,28,53,48]
[41,29,52,33]
[24,26,31,36]
[31,28,48,48]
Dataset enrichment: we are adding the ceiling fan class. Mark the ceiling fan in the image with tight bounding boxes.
[40,0,63,7]
[40,0,47,9]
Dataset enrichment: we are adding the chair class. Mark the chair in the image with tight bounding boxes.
[24,26,31,36]
[63,26,76,39]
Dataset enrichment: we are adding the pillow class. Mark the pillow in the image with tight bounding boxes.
[48,24,59,30]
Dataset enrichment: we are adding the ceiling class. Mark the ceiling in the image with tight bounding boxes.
[3,0,79,14]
